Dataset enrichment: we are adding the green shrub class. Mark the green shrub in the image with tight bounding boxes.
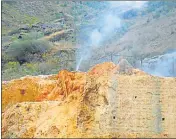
[11,35,19,41]
[55,13,63,19]
[60,2,67,7]
[2,63,32,81]
[2,52,11,65]
[6,32,52,64]
[3,61,20,70]
[37,58,60,74]
[22,31,44,40]
[2,61,21,80]
[2,55,76,81]
[19,63,38,75]
[23,15,40,27]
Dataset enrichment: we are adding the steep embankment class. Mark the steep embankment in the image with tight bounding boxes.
[2,62,176,138]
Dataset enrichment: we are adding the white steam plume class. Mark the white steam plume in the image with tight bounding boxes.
[76,1,147,71]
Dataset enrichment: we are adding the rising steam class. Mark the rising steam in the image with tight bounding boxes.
[76,13,121,71]
[142,51,176,77]
[76,1,146,71]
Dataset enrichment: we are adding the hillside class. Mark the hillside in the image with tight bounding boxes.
[1,1,109,80]
[2,1,176,138]
[1,1,176,81]
[108,11,176,57]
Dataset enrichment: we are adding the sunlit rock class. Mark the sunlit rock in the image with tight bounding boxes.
[2,62,176,138]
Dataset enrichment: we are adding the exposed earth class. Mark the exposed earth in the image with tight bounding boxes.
[2,62,176,138]
[1,1,176,138]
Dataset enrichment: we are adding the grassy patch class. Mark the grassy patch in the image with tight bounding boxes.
[6,32,52,64]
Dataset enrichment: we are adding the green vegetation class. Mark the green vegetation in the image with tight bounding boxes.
[55,13,63,19]
[2,60,60,81]
[2,31,76,81]
[23,15,40,27]
[2,1,176,80]
[2,31,59,80]
[60,2,67,7]
[6,32,51,64]
[2,54,75,81]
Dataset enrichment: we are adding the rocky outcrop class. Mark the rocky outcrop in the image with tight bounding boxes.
[2,62,176,138]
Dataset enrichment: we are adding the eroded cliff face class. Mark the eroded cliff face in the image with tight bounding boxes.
[2,62,176,138]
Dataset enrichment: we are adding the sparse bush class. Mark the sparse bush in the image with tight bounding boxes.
[26,63,37,72]
[2,61,40,81]
[3,61,20,70]
[11,35,19,41]
[60,2,67,7]
[37,62,57,74]
[2,55,77,81]
[24,15,39,27]
[6,32,52,64]
[2,61,21,80]
[2,52,11,67]
[55,13,63,19]
[22,31,44,40]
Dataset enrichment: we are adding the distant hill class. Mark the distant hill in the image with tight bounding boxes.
[1,1,176,80]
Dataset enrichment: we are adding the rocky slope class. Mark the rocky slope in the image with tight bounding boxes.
[87,9,176,60]
[110,10,176,57]
[2,62,176,138]
[2,1,176,81]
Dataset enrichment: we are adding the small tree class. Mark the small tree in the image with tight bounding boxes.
[6,32,52,64]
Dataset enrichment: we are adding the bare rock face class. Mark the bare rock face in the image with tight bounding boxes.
[36,70,86,101]
[2,62,176,138]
